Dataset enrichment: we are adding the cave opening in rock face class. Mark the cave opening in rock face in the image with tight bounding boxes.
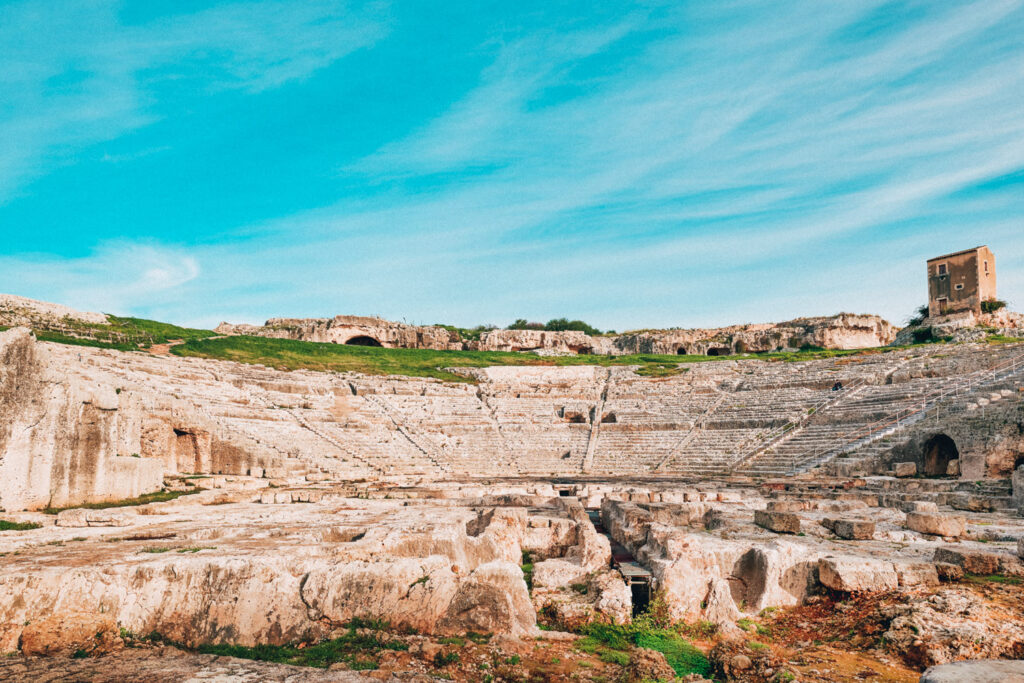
[923,433,959,477]
[676,347,688,355]
[344,336,383,347]
[173,428,201,473]
[707,347,732,357]
[729,548,768,609]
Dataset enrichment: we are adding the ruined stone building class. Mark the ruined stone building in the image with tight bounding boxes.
[928,245,996,317]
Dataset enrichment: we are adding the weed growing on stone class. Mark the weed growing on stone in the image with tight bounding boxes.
[0,520,42,531]
[42,488,202,514]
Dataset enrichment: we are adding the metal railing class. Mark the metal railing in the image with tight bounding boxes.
[785,351,1024,474]
[720,375,872,473]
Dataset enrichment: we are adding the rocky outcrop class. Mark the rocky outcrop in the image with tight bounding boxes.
[0,328,163,511]
[0,648,377,682]
[920,659,1024,683]
[218,312,898,355]
[215,315,463,350]
[0,507,535,650]
[0,294,108,327]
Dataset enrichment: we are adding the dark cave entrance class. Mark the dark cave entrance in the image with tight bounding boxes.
[345,336,383,347]
[923,434,958,477]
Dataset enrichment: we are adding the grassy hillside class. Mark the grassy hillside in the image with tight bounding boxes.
[1,316,216,350]
[170,335,868,382]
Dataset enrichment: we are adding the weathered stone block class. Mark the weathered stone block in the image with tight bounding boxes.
[754,510,800,534]
[1018,538,1024,560]
[946,459,961,477]
[818,556,898,592]
[766,500,805,513]
[894,462,917,478]
[935,562,964,582]
[895,562,940,587]
[906,512,965,538]
[902,500,939,514]
[55,509,133,527]
[933,547,1002,575]
[833,519,875,540]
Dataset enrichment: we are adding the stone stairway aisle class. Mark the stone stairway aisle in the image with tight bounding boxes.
[363,394,453,474]
[654,393,727,471]
[285,408,385,478]
[779,352,1024,478]
[581,369,612,473]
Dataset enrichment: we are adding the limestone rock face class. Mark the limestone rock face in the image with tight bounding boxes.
[19,612,119,657]
[818,556,898,592]
[217,311,897,354]
[883,589,1024,668]
[906,512,965,538]
[0,647,378,682]
[216,315,464,350]
[0,328,164,511]
[920,659,1024,683]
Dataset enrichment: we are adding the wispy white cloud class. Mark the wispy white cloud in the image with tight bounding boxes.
[0,242,201,316]
[2,1,1022,330]
[0,0,389,202]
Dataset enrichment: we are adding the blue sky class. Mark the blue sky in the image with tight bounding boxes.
[1,1,1022,330]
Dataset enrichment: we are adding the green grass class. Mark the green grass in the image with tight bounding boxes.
[577,623,709,678]
[195,625,408,670]
[42,488,202,515]
[964,573,1022,586]
[0,520,42,531]
[170,334,877,383]
[14,316,216,351]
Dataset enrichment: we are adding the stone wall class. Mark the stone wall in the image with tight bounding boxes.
[0,328,163,511]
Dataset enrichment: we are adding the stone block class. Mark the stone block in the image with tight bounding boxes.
[754,510,801,534]
[933,547,1002,575]
[1018,538,1023,560]
[895,562,940,587]
[766,500,805,513]
[55,508,132,527]
[946,459,961,477]
[894,462,917,478]
[833,519,875,540]
[902,501,938,514]
[818,556,898,593]
[906,512,965,538]
[935,562,964,582]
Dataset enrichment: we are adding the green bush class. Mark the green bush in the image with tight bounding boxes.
[982,299,1008,314]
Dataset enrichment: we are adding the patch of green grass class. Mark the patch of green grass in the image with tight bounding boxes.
[194,625,408,670]
[438,636,465,647]
[570,582,589,595]
[42,488,202,515]
[170,334,877,383]
[748,641,767,651]
[140,547,172,554]
[577,623,709,678]
[0,520,42,531]
[965,573,1022,586]
[736,618,756,632]
[176,546,216,553]
[465,632,491,644]
[521,551,535,591]
[433,651,461,667]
